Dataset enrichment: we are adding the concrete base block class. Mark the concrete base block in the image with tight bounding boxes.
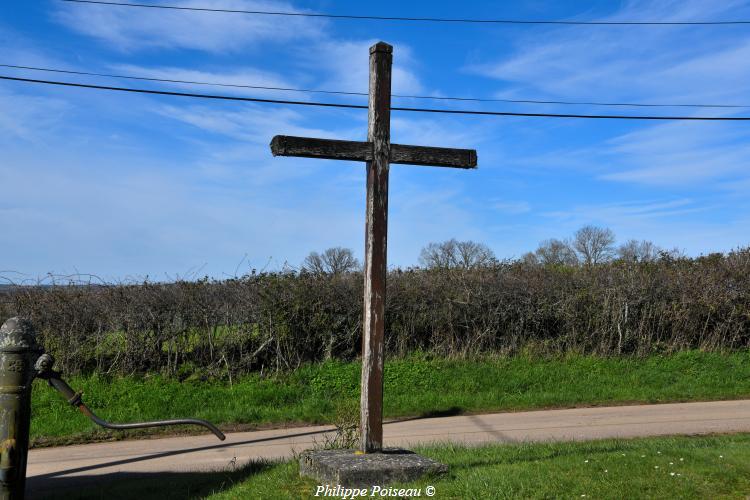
[299,448,448,488]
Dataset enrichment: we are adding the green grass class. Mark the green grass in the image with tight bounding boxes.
[51,434,750,499]
[31,350,750,445]
[222,433,750,499]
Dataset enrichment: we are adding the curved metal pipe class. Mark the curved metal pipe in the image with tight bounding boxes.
[47,376,226,441]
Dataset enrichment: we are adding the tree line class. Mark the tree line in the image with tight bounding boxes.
[302,225,683,273]
[521,225,682,267]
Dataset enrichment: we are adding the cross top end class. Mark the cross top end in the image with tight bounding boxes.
[370,41,393,54]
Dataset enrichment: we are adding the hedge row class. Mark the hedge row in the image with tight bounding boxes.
[2,249,749,376]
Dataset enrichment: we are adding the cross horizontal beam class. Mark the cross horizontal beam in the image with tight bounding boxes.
[270,135,477,169]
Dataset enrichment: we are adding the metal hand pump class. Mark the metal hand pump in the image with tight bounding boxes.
[0,317,225,500]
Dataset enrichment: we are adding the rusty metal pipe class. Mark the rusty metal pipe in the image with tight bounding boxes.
[46,375,225,440]
[34,356,225,441]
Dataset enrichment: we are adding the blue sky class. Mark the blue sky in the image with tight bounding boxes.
[2,0,750,281]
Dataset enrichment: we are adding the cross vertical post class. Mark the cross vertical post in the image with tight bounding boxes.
[361,41,392,453]
[269,40,477,456]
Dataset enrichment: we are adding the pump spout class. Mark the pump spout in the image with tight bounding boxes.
[35,354,226,441]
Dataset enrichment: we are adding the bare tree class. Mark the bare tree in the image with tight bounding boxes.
[419,239,496,269]
[660,247,687,261]
[520,252,538,265]
[302,252,326,274]
[302,247,360,274]
[323,247,360,274]
[419,240,456,269]
[534,238,579,266]
[572,225,616,265]
[617,239,661,262]
[455,240,496,268]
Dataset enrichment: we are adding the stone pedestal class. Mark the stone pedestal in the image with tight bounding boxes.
[299,448,448,488]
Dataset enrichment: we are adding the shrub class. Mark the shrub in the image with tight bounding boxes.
[2,248,749,376]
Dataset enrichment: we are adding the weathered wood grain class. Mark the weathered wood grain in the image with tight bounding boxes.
[270,135,477,169]
[390,144,477,168]
[270,136,371,162]
[360,41,392,454]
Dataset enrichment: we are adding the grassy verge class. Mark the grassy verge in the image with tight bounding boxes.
[31,350,750,445]
[221,433,750,499]
[44,434,750,499]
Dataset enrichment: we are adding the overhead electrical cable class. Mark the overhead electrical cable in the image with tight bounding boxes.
[0,64,366,97]
[0,76,365,109]
[2,75,749,121]
[58,0,750,25]
[2,64,747,109]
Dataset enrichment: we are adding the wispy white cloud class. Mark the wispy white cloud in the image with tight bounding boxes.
[500,117,750,190]
[156,102,359,142]
[309,39,425,96]
[717,176,750,194]
[0,89,70,141]
[492,200,531,214]
[390,115,487,148]
[542,198,704,222]
[470,0,750,104]
[0,144,367,279]
[152,102,368,190]
[51,5,430,109]
[110,64,307,99]
[53,0,325,53]
[505,118,750,188]
[599,121,750,186]
[469,0,750,191]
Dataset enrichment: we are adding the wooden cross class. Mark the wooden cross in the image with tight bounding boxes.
[270,41,477,453]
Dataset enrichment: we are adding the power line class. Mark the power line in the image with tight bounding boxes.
[0,75,366,109]
[3,64,748,109]
[2,75,750,121]
[59,0,750,25]
[0,64,366,97]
